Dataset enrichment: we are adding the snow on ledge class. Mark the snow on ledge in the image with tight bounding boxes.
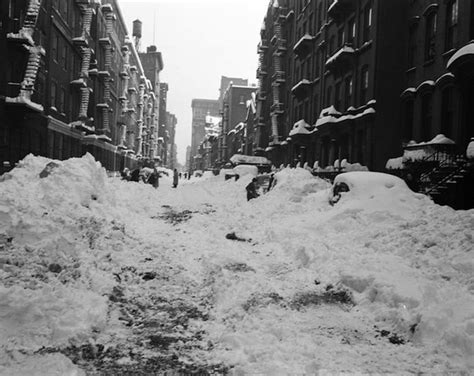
[6,96,43,112]
[289,119,314,136]
[291,79,312,92]
[447,42,474,69]
[325,45,355,66]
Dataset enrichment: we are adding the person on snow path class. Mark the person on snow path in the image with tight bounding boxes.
[246,178,259,201]
[173,168,179,188]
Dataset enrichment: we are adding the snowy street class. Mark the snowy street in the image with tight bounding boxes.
[1,154,473,375]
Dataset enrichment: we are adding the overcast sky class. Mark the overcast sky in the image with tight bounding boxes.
[120,0,270,165]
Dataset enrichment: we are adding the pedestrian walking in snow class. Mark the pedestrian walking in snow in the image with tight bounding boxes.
[148,167,160,188]
[173,168,179,188]
[246,178,259,201]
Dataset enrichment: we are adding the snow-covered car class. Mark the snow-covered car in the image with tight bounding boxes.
[329,171,411,205]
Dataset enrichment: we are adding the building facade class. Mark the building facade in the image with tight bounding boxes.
[257,0,411,171]
[401,0,474,152]
[219,84,256,162]
[189,98,219,172]
[1,0,165,172]
[256,0,473,173]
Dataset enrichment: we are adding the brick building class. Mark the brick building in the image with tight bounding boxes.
[255,0,473,207]
[0,0,165,172]
[257,0,410,171]
[219,84,256,162]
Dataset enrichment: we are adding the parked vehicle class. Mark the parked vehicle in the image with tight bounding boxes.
[329,171,411,205]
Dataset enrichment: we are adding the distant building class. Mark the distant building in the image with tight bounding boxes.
[139,45,164,161]
[166,111,177,168]
[158,82,169,164]
[189,98,219,172]
[218,76,248,103]
[219,84,256,162]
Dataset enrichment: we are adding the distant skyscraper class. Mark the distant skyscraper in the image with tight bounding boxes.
[189,99,220,171]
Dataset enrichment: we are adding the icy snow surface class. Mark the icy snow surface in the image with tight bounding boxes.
[0,154,473,374]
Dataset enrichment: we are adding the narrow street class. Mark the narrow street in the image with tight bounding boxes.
[1,155,473,375]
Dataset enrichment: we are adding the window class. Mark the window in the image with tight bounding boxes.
[347,18,356,45]
[408,24,417,67]
[402,99,414,141]
[304,100,310,122]
[360,66,369,104]
[326,86,332,106]
[441,87,455,137]
[337,28,345,47]
[315,50,320,76]
[318,3,323,31]
[61,43,68,70]
[424,12,437,61]
[329,35,335,55]
[309,13,314,35]
[445,0,458,51]
[52,33,59,62]
[335,82,341,110]
[59,87,66,113]
[421,93,433,141]
[314,94,319,116]
[363,2,372,42]
[51,82,57,109]
[344,76,353,109]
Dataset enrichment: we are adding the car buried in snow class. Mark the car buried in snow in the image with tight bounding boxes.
[329,171,412,205]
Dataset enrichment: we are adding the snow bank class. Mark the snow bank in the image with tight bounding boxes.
[1,153,473,374]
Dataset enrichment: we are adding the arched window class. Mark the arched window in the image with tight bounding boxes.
[402,98,414,142]
[326,86,332,106]
[441,86,455,137]
[445,0,458,51]
[424,11,437,61]
[421,93,433,141]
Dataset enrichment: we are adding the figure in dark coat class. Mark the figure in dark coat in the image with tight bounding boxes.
[173,168,179,188]
[246,178,259,201]
[130,168,140,182]
[148,167,160,188]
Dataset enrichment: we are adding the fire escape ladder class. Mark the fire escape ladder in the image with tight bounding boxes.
[82,7,93,35]
[80,48,91,78]
[23,0,42,29]
[79,87,90,119]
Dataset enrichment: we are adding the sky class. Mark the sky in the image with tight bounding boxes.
[119,0,270,165]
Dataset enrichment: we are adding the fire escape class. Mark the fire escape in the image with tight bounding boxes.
[6,0,45,112]
[95,3,114,141]
[71,1,96,132]
[118,45,131,149]
[255,33,268,156]
[269,5,287,146]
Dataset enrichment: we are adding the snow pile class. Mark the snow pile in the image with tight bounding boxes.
[0,154,114,375]
[1,154,473,374]
[271,167,329,198]
[467,138,474,159]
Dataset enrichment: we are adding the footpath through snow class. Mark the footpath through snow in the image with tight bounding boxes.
[0,154,473,375]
